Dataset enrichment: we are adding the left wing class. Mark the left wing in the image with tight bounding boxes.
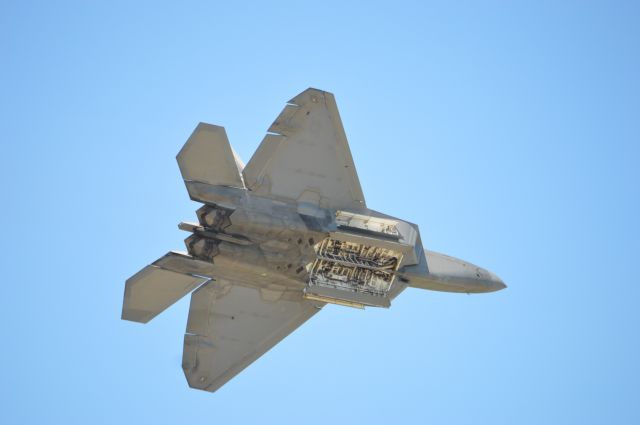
[242,88,366,210]
[182,279,321,392]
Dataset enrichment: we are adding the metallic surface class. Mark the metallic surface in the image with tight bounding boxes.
[122,88,506,392]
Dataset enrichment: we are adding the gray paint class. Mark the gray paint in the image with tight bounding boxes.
[122,88,506,392]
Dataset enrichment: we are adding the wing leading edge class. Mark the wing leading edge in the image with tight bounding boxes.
[243,88,366,210]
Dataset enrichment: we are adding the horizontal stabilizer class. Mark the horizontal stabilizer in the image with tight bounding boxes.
[177,123,245,201]
[122,252,214,323]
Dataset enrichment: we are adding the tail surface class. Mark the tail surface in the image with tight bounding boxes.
[177,123,245,202]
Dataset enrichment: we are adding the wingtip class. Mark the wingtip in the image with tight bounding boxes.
[288,87,333,105]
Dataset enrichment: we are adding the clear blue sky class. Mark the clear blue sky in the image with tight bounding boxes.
[1,1,639,424]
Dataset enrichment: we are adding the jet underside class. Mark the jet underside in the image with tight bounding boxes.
[122,88,505,392]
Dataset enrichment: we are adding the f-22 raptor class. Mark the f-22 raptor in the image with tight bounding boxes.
[122,88,506,393]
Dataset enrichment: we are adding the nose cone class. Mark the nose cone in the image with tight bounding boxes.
[461,266,507,293]
[483,270,507,292]
[403,250,507,294]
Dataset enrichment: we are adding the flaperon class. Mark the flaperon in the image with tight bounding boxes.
[122,88,506,392]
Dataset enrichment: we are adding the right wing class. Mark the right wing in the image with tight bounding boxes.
[243,88,367,210]
[182,279,321,392]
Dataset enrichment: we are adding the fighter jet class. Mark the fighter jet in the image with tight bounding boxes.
[122,88,506,393]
